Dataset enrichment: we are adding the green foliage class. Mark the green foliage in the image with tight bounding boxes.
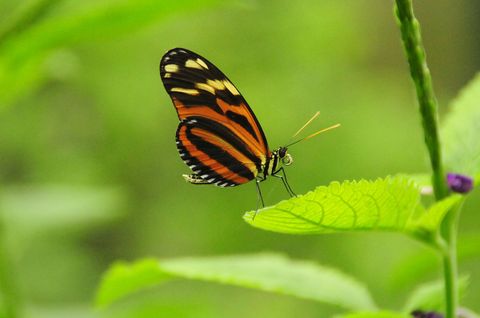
[96,259,170,308]
[244,177,419,234]
[399,173,431,189]
[338,277,470,318]
[0,184,124,236]
[97,254,377,311]
[409,195,463,237]
[0,0,479,317]
[403,276,469,313]
[0,0,62,43]
[390,233,480,290]
[442,72,480,181]
[100,299,212,318]
[395,0,448,200]
[244,176,461,244]
[0,0,220,106]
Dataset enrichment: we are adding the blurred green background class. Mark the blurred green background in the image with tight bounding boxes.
[0,0,479,317]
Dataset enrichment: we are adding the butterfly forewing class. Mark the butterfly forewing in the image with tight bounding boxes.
[160,48,270,186]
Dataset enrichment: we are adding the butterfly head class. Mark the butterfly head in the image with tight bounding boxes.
[278,146,293,166]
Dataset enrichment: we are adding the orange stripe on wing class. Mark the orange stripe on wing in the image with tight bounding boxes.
[216,98,268,154]
[190,127,258,175]
[173,98,267,164]
[178,125,253,185]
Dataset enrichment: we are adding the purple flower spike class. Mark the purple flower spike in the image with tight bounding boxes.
[447,173,474,194]
[411,310,444,318]
[411,310,424,318]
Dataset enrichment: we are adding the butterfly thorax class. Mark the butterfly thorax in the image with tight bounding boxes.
[263,146,293,178]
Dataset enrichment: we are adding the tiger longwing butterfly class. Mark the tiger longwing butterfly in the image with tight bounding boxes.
[159,48,337,206]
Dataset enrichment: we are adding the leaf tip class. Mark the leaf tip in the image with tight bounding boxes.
[243,210,255,223]
[95,258,166,308]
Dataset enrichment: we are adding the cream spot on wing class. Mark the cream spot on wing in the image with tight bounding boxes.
[171,87,199,95]
[185,59,202,69]
[164,64,178,72]
[195,82,215,94]
[164,73,171,78]
[223,80,240,95]
[196,58,209,69]
[207,79,225,90]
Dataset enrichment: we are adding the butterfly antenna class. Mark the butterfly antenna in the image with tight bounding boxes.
[285,123,340,148]
[291,111,321,139]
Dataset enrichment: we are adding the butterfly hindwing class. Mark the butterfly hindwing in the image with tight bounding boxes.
[160,48,270,185]
[176,117,259,186]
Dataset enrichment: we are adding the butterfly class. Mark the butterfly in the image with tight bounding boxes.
[159,48,338,206]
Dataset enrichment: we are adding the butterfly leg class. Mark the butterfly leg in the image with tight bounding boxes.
[255,179,265,208]
[272,168,296,197]
[252,179,266,221]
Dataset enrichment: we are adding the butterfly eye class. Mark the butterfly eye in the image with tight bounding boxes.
[278,147,287,158]
[282,153,293,166]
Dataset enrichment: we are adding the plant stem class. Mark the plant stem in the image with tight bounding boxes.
[394,1,458,317]
[441,201,461,318]
[394,0,448,201]
[442,243,456,317]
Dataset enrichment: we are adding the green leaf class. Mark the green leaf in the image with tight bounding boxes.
[0,184,125,235]
[96,254,377,311]
[244,176,462,242]
[389,233,480,290]
[403,276,469,312]
[397,173,433,195]
[244,176,420,234]
[100,297,212,318]
[103,304,211,318]
[336,312,408,318]
[398,173,431,188]
[407,195,463,240]
[96,259,171,309]
[442,72,480,180]
[0,0,221,106]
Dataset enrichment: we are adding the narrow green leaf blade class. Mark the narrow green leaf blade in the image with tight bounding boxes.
[442,73,480,180]
[244,177,420,234]
[96,254,377,311]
